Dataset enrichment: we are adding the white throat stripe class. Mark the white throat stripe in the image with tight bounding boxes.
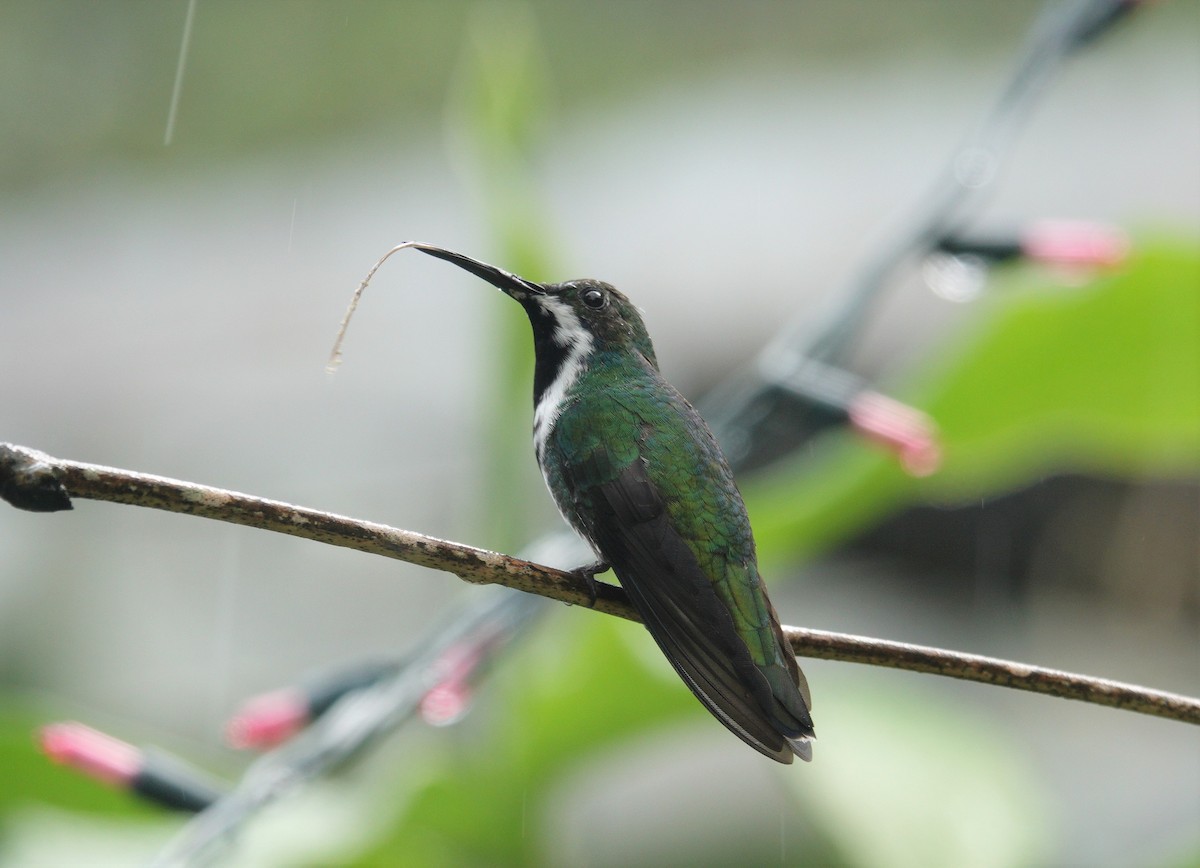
[532,296,594,460]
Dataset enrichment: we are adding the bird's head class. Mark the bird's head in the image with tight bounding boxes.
[413,244,658,370]
[329,242,659,382]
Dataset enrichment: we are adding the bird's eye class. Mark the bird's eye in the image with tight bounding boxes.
[581,288,607,310]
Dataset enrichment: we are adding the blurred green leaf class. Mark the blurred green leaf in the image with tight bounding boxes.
[750,238,1200,563]
[924,239,1200,491]
[352,616,698,866]
[1161,841,1200,868]
[785,677,1052,868]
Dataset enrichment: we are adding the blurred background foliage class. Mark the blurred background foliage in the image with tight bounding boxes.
[0,2,1197,866]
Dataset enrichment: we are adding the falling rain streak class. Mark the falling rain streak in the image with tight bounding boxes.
[287,197,298,254]
[164,0,198,146]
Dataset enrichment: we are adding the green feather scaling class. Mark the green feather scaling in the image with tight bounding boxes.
[546,348,800,705]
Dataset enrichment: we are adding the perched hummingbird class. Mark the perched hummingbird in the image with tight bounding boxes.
[337,242,815,763]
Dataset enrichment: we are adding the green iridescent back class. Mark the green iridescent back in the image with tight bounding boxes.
[540,348,785,674]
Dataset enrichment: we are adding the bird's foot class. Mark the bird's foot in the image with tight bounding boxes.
[569,560,610,608]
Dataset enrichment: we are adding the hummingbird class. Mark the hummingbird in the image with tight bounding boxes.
[335,242,815,763]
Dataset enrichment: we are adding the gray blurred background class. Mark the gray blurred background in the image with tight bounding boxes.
[1,2,1197,865]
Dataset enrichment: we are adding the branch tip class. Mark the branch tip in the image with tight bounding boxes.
[0,443,73,512]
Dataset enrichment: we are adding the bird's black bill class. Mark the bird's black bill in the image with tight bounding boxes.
[411,244,544,298]
[328,241,543,371]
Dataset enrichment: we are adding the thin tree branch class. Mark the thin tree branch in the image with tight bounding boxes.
[3,441,1198,727]
[784,626,1200,724]
[0,442,633,620]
